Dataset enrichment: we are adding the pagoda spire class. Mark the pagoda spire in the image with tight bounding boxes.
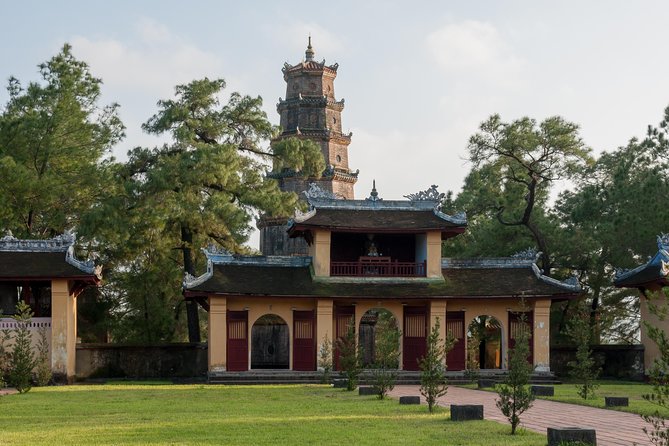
[305,35,315,61]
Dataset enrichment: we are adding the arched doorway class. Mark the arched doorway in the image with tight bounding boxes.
[251,314,289,369]
[359,308,400,368]
[467,315,502,369]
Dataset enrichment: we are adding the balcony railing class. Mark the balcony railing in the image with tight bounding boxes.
[330,258,426,277]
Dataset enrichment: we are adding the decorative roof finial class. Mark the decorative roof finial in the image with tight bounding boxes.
[305,35,315,62]
[366,180,382,202]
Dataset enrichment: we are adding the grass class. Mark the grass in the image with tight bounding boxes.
[458,380,669,418]
[0,383,547,445]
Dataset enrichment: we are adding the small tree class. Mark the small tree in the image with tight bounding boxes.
[9,301,36,393]
[34,326,52,386]
[318,334,333,384]
[0,309,10,388]
[566,302,600,399]
[642,288,669,445]
[419,317,455,413]
[336,323,363,391]
[464,331,481,384]
[496,313,534,434]
[371,311,401,399]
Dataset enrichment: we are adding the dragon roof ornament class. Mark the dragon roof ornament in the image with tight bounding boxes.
[658,233,669,251]
[404,185,445,202]
[0,229,76,252]
[303,183,337,202]
[511,248,541,261]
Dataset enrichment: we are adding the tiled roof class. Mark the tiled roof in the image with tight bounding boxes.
[614,236,669,288]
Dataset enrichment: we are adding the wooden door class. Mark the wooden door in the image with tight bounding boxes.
[446,311,466,371]
[508,311,534,366]
[293,310,316,371]
[334,305,355,371]
[403,306,427,371]
[226,310,248,371]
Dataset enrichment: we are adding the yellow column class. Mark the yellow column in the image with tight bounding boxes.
[316,299,334,370]
[533,299,551,372]
[50,279,76,382]
[430,300,447,365]
[208,296,227,372]
[309,230,331,277]
[425,231,442,278]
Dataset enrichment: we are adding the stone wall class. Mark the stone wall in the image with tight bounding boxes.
[551,344,644,380]
[76,343,207,379]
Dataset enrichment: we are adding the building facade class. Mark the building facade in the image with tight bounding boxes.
[0,231,99,382]
[185,186,581,374]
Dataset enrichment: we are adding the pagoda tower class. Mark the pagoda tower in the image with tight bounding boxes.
[259,38,358,255]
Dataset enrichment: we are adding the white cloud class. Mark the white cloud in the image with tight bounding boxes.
[426,20,526,83]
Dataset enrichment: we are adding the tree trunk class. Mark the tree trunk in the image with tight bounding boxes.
[181,224,201,343]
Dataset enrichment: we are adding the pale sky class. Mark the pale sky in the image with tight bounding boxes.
[2,1,668,249]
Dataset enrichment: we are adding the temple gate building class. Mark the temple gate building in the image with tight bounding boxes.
[184,41,582,376]
[0,231,99,382]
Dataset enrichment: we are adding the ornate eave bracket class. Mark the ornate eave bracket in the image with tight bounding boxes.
[404,185,445,202]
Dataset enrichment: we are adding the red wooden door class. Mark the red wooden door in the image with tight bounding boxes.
[334,305,355,371]
[508,311,534,366]
[293,310,316,371]
[227,310,248,371]
[446,311,466,371]
[403,306,427,371]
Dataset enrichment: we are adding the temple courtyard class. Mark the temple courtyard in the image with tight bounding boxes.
[0,382,661,445]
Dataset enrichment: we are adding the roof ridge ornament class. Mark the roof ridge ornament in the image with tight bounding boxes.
[303,182,337,201]
[366,180,382,202]
[0,229,76,252]
[511,247,540,261]
[404,185,445,202]
[305,35,315,62]
[658,233,669,250]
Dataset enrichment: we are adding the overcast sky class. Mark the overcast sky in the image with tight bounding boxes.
[2,1,668,249]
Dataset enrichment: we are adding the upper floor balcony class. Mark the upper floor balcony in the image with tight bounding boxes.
[330,256,427,277]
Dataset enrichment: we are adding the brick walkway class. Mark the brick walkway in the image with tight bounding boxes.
[389,385,654,446]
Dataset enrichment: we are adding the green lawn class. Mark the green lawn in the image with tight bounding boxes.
[0,383,546,445]
[459,380,669,418]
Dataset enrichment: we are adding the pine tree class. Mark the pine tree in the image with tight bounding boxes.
[371,310,401,399]
[567,302,600,399]
[496,313,534,434]
[419,317,455,413]
[318,333,333,384]
[34,326,52,386]
[9,301,36,393]
[336,323,363,391]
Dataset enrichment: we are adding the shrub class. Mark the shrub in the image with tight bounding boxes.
[336,323,363,391]
[9,301,36,393]
[419,317,455,413]
[371,310,401,399]
[34,326,52,386]
[318,333,333,384]
[496,312,534,434]
[566,302,600,399]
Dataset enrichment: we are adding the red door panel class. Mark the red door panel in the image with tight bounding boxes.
[227,310,248,371]
[403,306,427,371]
[293,310,316,371]
[334,306,355,371]
[446,311,466,371]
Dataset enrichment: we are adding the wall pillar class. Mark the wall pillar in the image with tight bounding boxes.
[208,296,227,372]
[316,299,334,370]
[533,299,551,372]
[309,230,331,277]
[425,231,442,278]
[429,299,447,353]
[50,279,76,382]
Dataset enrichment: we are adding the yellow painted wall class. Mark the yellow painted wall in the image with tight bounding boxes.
[425,231,442,278]
[430,300,448,360]
[640,285,665,373]
[533,299,551,372]
[50,279,76,381]
[309,230,331,277]
[208,296,227,372]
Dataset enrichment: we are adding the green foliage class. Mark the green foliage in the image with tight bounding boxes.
[9,301,36,393]
[419,317,455,413]
[34,327,52,387]
[496,313,534,434]
[642,288,669,445]
[566,302,600,399]
[0,43,124,238]
[318,334,333,384]
[80,77,325,342]
[371,310,401,399]
[336,323,363,391]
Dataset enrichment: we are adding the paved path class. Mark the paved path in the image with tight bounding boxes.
[389,385,654,446]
